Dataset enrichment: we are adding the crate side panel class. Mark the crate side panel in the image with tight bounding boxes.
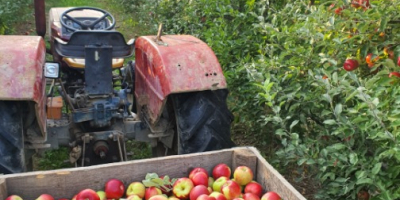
[3,150,234,199]
[0,178,7,200]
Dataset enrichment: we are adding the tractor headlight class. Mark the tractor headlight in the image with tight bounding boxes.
[44,62,60,78]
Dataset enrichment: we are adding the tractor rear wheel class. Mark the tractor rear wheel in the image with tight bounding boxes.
[152,89,235,156]
[0,101,26,174]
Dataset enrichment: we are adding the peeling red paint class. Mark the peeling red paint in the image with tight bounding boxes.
[0,36,46,135]
[135,35,227,125]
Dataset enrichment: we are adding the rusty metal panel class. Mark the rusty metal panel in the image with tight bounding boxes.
[0,36,47,136]
[135,35,227,124]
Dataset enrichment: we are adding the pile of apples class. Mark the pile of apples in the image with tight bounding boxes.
[4,163,282,200]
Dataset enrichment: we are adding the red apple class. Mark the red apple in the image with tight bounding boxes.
[197,194,217,200]
[233,166,253,186]
[126,182,146,198]
[189,167,209,179]
[145,187,163,200]
[191,172,209,186]
[244,182,263,197]
[209,192,227,200]
[212,177,229,192]
[172,178,194,199]
[232,198,244,200]
[149,195,169,200]
[76,189,100,200]
[261,192,281,200]
[190,185,210,200]
[5,195,23,200]
[243,193,260,200]
[221,180,241,200]
[212,164,231,179]
[105,178,125,199]
[36,194,55,200]
[127,194,143,200]
[96,191,106,200]
[71,195,77,200]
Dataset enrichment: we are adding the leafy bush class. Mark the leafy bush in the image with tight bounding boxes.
[0,0,31,34]
[117,0,400,198]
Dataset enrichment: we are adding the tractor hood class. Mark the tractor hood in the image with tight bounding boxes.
[0,36,46,101]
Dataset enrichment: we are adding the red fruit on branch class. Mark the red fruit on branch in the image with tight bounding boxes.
[343,59,359,71]
[389,72,400,78]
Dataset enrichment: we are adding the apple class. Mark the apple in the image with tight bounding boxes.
[5,195,23,200]
[72,195,77,200]
[190,185,210,200]
[76,189,100,200]
[244,182,263,197]
[36,194,55,200]
[261,192,281,200]
[145,187,163,200]
[189,167,209,179]
[232,198,244,200]
[168,196,180,200]
[127,194,143,200]
[149,195,169,200]
[221,180,241,200]
[96,191,106,200]
[208,187,213,194]
[212,177,229,192]
[191,172,209,186]
[105,178,125,199]
[212,164,231,179]
[197,194,217,200]
[172,178,194,199]
[209,192,227,200]
[208,177,215,188]
[243,193,260,200]
[126,182,146,198]
[233,166,253,186]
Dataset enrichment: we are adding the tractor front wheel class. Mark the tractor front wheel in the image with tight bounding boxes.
[152,89,235,156]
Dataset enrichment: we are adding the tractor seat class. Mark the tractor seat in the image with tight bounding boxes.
[63,57,124,69]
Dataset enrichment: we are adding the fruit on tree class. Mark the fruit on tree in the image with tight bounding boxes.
[172,178,194,199]
[357,190,370,200]
[149,195,169,200]
[126,182,146,198]
[397,56,400,66]
[233,166,253,186]
[145,187,163,200]
[212,177,229,192]
[209,192,227,200]
[244,182,263,197]
[212,164,231,179]
[343,59,359,71]
[105,178,125,199]
[261,192,281,200]
[36,194,55,200]
[191,172,209,186]
[221,180,241,200]
[351,0,370,9]
[76,189,100,200]
[389,72,400,78]
[5,195,23,200]
[189,167,209,179]
[189,185,211,200]
[243,193,260,200]
[96,191,106,200]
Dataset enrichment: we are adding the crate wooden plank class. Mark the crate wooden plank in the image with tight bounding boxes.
[1,149,233,199]
[0,178,7,200]
[250,147,306,200]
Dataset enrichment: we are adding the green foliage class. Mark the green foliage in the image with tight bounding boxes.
[0,0,30,34]
[118,0,400,198]
[37,147,73,170]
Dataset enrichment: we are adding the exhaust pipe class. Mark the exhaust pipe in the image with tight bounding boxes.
[34,0,46,37]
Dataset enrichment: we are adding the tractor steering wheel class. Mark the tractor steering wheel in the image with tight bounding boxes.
[60,7,116,32]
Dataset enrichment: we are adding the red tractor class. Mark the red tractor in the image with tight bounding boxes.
[0,1,234,174]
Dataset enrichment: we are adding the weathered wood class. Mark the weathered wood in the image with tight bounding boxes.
[251,147,306,200]
[2,149,233,199]
[0,147,306,200]
[0,178,7,200]
[232,147,258,177]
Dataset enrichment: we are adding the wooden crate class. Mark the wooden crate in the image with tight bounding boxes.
[0,147,306,200]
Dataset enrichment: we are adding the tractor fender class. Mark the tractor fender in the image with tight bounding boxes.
[0,36,47,137]
[135,35,227,125]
